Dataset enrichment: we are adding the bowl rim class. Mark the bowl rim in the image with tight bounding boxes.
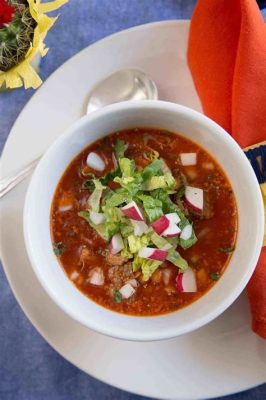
[23,100,265,341]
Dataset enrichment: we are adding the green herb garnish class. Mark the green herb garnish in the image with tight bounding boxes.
[53,242,65,256]
[176,185,186,199]
[210,272,221,281]
[114,290,122,303]
[219,246,235,253]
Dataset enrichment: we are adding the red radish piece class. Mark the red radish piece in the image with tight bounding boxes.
[139,247,168,261]
[130,220,149,236]
[162,224,181,237]
[119,283,135,299]
[184,186,203,212]
[151,215,170,235]
[166,212,180,225]
[121,201,144,221]
[86,152,105,171]
[110,233,124,254]
[88,267,104,285]
[90,211,106,225]
[180,153,197,166]
[180,224,193,241]
[175,268,197,292]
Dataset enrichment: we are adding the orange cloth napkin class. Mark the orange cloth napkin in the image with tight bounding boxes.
[188,0,266,338]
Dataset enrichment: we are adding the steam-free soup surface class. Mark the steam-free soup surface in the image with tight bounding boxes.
[51,128,237,316]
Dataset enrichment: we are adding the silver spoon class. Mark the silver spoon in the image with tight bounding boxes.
[0,69,158,198]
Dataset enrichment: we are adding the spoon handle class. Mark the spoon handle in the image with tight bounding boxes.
[0,157,40,199]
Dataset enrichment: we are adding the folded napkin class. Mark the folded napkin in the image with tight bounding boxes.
[188,0,266,338]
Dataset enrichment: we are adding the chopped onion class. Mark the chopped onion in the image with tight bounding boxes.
[88,267,104,285]
[86,152,105,171]
[119,283,136,299]
[180,153,197,166]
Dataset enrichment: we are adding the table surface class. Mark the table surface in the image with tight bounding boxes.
[0,1,265,399]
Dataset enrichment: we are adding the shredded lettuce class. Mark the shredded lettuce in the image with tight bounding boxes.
[141,173,176,191]
[104,207,122,238]
[88,180,106,212]
[132,256,162,280]
[115,139,126,160]
[137,194,163,222]
[119,157,135,177]
[141,159,163,181]
[105,189,131,208]
[78,211,108,240]
[167,249,188,271]
[150,232,172,249]
[128,234,149,254]
[121,238,133,259]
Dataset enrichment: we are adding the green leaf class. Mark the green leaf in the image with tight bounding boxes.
[142,173,176,191]
[105,189,131,208]
[115,139,126,160]
[179,230,197,249]
[78,211,108,240]
[137,194,163,222]
[121,238,134,259]
[132,256,162,280]
[53,242,65,256]
[119,157,135,177]
[176,185,186,199]
[210,272,220,281]
[120,220,134,238]
[88,179,106,212]
[128,234,149,254]
[167,249,188,271]
[219,246,235,253]
[150,232,172,249]
[104,207,122,237]
[114,290,122,303]
[141,159,163,181]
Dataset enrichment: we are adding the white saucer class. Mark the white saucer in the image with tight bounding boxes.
[0,21,265,400]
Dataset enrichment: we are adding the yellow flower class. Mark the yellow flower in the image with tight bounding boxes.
[0,0,68,90]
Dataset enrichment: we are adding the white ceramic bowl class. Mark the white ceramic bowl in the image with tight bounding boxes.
[23,101,264,341]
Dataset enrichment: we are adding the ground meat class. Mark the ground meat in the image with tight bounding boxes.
[106,252,127,266]
[108,263,134,289]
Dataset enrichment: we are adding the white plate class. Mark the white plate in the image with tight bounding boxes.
[0,20,265,400]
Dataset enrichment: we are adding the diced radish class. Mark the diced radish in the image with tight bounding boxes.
[110,233,124,254]
[121,201,144,221]
[139,247,168,261]
[162,269,172,285]
[175,268,197,292]
[180,224,193,241]
[88,267,104,285]
[180,153,197,166]
[166,213,180,225]
[119,283,135,299]
[151,215,170,235]
[130,220,149,236]
[185,186,204,212]
[86,152,105,171]
[90,211,106,225]
[126,279,139,288]
[162,224,181,237]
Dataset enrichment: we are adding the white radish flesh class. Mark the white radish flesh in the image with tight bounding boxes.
[130,220,149,236]
[166,213,180,225]
[180,153,197,166]
[139,247,168,261]
[90,211,106,225]
[86,152,105,171]
[110,233,124,254]
[175,268,197,292]
[162,224,181,237]
[180,224,193,241]
[119,283,136,299]
[185,186,204,211]
[88,267,104,285]
[121,201,144,221]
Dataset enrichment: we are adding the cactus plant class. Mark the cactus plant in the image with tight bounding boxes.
[0,1,36,71]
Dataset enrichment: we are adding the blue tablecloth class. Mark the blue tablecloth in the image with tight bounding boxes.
[0,1,265,399]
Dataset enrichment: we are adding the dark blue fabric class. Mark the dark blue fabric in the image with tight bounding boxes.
[0,1,265,399]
